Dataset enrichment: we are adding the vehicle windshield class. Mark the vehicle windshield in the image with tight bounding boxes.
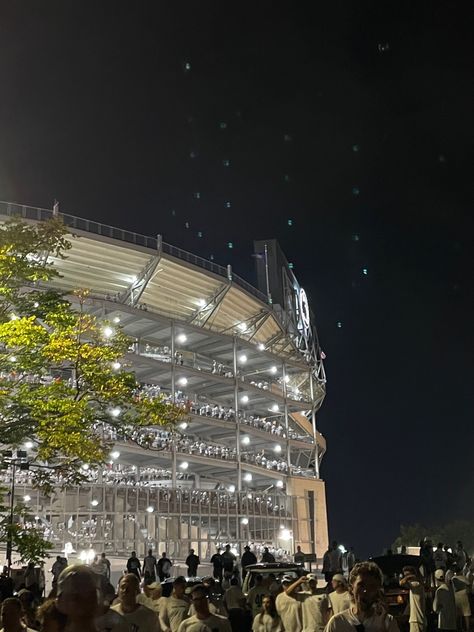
[246,569,299,590]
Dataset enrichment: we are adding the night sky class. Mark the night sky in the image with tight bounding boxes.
[1,1,472,557]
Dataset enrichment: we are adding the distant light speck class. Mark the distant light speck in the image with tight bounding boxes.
[352,186,360,196]
[352,144,359,152]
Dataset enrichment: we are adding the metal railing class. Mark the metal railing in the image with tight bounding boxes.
[0,201,268,303]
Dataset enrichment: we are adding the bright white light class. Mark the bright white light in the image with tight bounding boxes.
[280,528,292,541]
[338,544,347,553]
[271,404,279,413]
[112,362,121,371]
[9,356,17,363]
[228,485,236,493]
[130,275,138,283]
[241,436,250,445]
[81,464,90,471]
[176,334,187,344]
[179,422,188,430]
[178,377,188,386]
[197,299,206,307]
[231,547,238,556]
[284,375,290,383]
[79,549,95,563]
[9,313,18,320]
[23,495,31,502]
[258,343,265,351]
[24,441,34,450]
[237,323,247,332]
[110,407,121,418]
[110,451,120,460]
[33,302,39,308]
[146,506,154,513]
[240,395,249,404]
[241,517,249,525]
[239,354,248,364]
[179,461,189,470]
[276,480,284,488]
[247,493,252,499]
[102,326,114,338]
[269,366,277,375]
[90,499,99,507]
[274,445,282,453]
[113,316,121,323]
[244,473,252,482]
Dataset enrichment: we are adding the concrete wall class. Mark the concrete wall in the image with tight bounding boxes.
[287,477,328,561]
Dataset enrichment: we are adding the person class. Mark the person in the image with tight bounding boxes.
[17,590,39,630]
[328,542,342,580]
[322,549,332,583]
[328,574,351,616]
[95,582,130,632]
[177,584,231,632]
[294,546,305,565]
[301,575,328,632]
[51,556,67,588]
[100,554,111,581]
[137,582,167,619]
[247,574,267,619]
[55,564,101,632]
[185,550,200,578]
[211,548,224,582]
[91,556,105,576]
[325,561,399,632]
[144,549,158,585]
[223,578,246,632]
[252,594,283,632]
[419,540,434,587]
[221,545,237,575]
[111,573,160,631]
[160,576,189,632]
[454,542,467,570]
[275,575,307,632]
[0,568,13,602]
[38,563,46,599]
[37,598,68,632]
[23,563,39,599]
[261,548,275,564]
[346,548,356,574]
[157,553,173,583]
[127,551,142,579]
[241,546,257,580]
[0,597,37,632]
[433,569,456,632]
[399,566,426,632]
[451,567,471,632]
[433,544,447,571]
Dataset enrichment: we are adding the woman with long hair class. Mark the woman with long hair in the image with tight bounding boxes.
[252,594,283,632]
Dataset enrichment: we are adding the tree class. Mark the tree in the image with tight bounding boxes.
[0,217,184,563]
[393,521,474,553]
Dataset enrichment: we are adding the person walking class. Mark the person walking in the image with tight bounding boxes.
[223,578,246,632]
[433,569,457,632]
[55,564,102,632]
[328,542,342,580]
[51,556,67,588]
[247,574,267,619]
[185,550,200,578]
[157,552,173,583]
[143,549,158,585]
[399,566,426,632]
[252,595,283,632]
[451,567,471,632]
[160,576,189,632]
[328,574,351,616]
[101,553,111,581]
[325,562,399,632]
[275,575,307,632]
[301,575,328,632]
[221,545,237,575]
[126,551,142,579]
[241,546,257,580]
[112,573,160,631]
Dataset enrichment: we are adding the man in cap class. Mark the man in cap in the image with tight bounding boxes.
[325,562,399,632]
[302,574,329,632]
[275,575,308,632]
[328,574,351,616]
[433,569,457,632]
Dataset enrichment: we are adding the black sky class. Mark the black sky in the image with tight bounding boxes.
[0,1,472,556]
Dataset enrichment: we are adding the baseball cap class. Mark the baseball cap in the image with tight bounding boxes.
[147,582,161,590]
[332,573,346,583]
[434,569,445,580]
[306,573,318,581]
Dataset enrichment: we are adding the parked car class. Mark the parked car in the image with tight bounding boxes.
[242,562,306,594]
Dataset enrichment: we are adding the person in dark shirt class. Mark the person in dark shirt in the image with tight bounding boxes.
[210,548,224,581]
[186,549,200,577]
[241,546,257,580]
[157,552,173,582]
[261,547,276,563]
[126,551,141,579]
[221,545,236,574]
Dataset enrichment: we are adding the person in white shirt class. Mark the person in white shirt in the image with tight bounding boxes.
[0,597,36,632]
[328,574,351,617]
[253,595,283,632]
[178,585,231,632]
[275,575,307,632]
[161,576,190,632]
[301,575,328,632]
[451,567,471,632]
[247,574,268,618]
[433,569,457,632]
[96,581,131,632]
[399,566,426,632]
[325,561,399,632]
[112,573,160,631]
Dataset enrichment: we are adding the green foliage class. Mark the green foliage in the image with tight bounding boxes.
[393,521,474,553]
[0,218,184,561]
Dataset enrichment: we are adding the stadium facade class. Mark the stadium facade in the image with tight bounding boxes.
[0,201,328,563]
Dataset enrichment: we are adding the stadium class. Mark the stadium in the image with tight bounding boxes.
[0,200,328,565]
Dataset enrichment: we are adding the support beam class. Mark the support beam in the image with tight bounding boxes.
[118,238,162,306]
